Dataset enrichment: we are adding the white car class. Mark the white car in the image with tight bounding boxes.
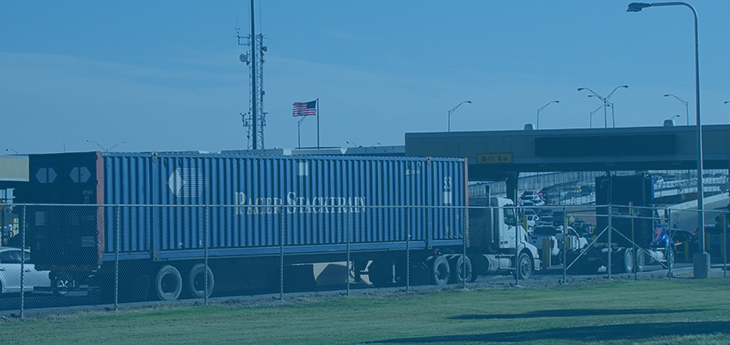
[0,247,51,295]
[523,214,539,230]
[519,194,545,206]
[530,226,561,257]
[529,226,587,259]
[556,226,589,251]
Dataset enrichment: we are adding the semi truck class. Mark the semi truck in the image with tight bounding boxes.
[26,151,539,301]
[567,174,673,274]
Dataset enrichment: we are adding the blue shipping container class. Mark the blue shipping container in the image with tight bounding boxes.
[28,152,467,268]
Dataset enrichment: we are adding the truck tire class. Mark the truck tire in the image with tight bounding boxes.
[636,249,645,273]
[448,255,472,284]
[52,272,74,297]
[517,252,533,280]
[430,256,450,286]
[622,248,634,274]
[187,264,214,299]
[154,265,182,301]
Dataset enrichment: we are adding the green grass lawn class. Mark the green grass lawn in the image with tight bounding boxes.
[2,279,730,345]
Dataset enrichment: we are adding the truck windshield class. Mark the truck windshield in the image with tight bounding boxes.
[504,207,516,226]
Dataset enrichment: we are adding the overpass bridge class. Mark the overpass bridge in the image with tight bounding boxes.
[406,124,730,202]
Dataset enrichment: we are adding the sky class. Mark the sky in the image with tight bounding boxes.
[1,1,729,154]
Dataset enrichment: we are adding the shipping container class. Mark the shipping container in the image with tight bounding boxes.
[27,152,480,300]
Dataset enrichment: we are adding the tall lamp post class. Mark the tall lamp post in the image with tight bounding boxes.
[628,1,709,278]
[536,100,559,130]
[589,105,604,128]
[665,94,689,125]
[578,85,628,128]
[447,101,472,132]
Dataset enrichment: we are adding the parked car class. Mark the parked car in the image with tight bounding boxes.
[0,247,51,295]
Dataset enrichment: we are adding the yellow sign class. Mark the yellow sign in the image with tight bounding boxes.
[477,153,512,164]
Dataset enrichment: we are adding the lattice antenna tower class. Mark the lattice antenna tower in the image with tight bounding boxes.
[236,1,267,150]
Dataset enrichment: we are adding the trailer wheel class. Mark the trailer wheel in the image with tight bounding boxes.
[430,256,450,286]
[187,264,214,299]
[517,252,533,280]
[448,255,472,284]
[154,265,182,301]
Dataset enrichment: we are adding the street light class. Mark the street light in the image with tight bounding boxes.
[536,100,559,130]
[447,101,472,132]
[665,114,680,125]
[724,101,730,123]
[578,85,628,128]
[628,1,708,278]
[589,105,603,128]
[664,94,689,125]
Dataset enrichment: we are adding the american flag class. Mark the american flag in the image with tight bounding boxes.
[293,100,317,117]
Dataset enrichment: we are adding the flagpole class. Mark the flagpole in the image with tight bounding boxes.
[316,98,320,149]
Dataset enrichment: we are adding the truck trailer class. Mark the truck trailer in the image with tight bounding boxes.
[26,151,539,301]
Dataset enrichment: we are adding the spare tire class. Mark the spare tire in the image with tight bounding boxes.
[154,265,182,301]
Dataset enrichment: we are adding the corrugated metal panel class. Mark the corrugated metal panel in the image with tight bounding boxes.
[30,152,466,263]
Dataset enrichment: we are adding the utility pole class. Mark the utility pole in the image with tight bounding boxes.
[237,0,267,150]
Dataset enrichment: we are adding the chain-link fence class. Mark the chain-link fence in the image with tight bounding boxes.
[2,202,728,318]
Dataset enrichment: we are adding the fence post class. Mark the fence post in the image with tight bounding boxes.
[562,206,567,285]
[463,205,467,290]
[631,202,637,281]
[607,204,612,280]
[279,208,284,301]
[514,206,520,286]
[722,208,730,278]
[204,205,209,306]
[667,208,672,279]
[20,205,26,319]
[346,210,351,297]
[115,206,120,312]
[406,206,410,293]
